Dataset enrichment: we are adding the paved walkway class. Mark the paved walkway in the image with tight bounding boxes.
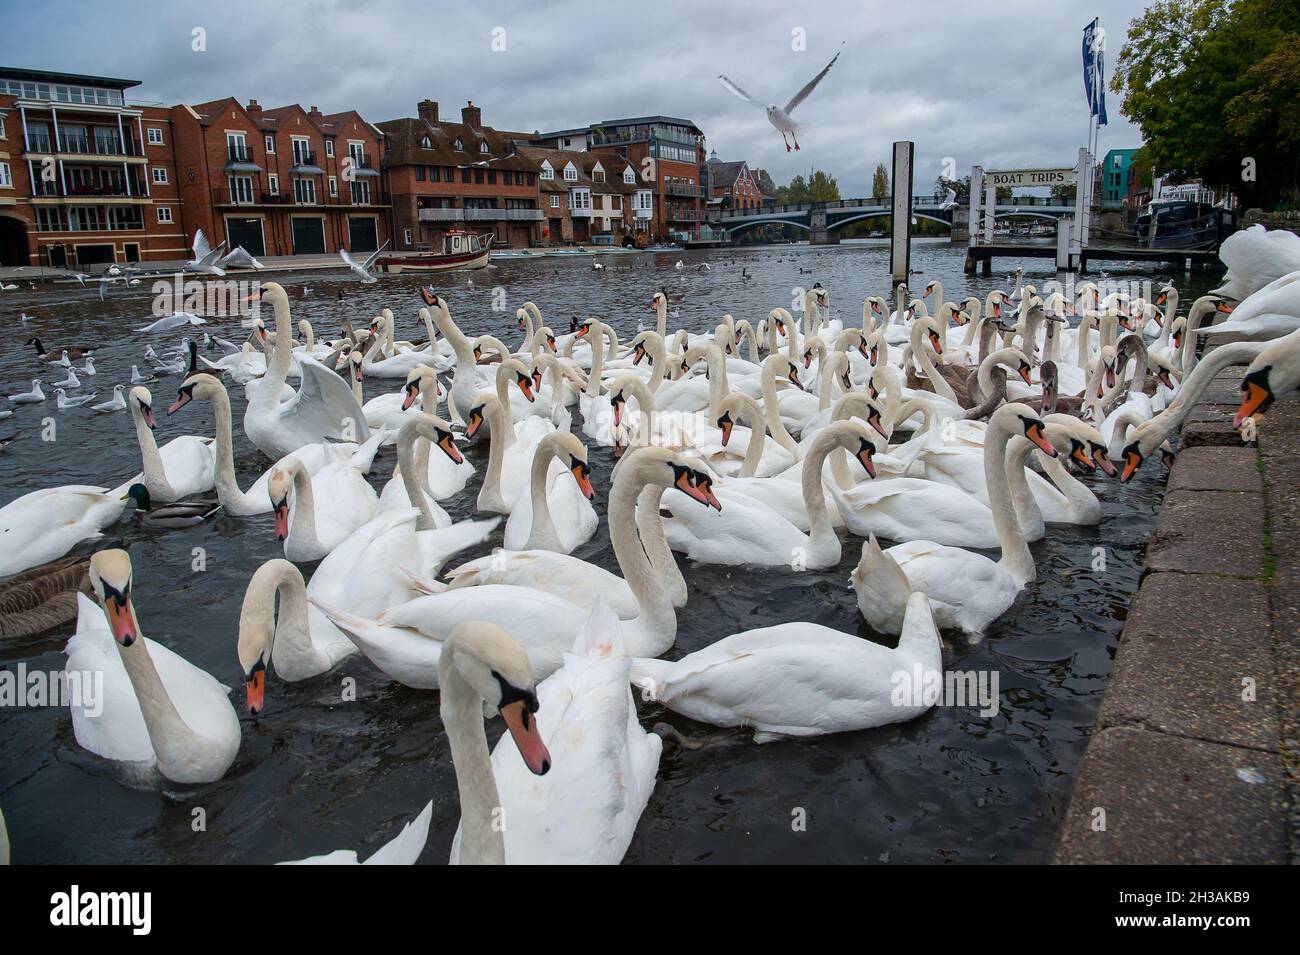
[1055,363,1297,864]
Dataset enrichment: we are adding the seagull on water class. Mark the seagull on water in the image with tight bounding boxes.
[718,45,844,152]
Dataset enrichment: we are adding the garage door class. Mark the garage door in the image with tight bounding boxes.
[291,217,326,255]
[226,217,265,258]
[348,217,378,253]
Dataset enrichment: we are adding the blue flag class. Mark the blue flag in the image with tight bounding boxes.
[1083,19,1109,126]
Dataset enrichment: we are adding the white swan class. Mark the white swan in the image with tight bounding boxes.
[113,386,216,502]
[66,552,240,784]
[849,403,1059,636]
[501,430,597,553]
[236,559,357,712]
[630,591,941,742]
[314,447,721,683]
[1234,325,1300,426]
[1199,270,1300,341]
[244,282,371,459]
[662,419,877,568]
[167,373,384,516]
[448,600,660,864]
[268,453,380,562]
[0,486,123,578]
[438,621,552,864]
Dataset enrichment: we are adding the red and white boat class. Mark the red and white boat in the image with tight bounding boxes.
[376,230,493,273]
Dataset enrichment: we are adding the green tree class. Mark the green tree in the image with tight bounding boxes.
[777,170,840,204]
[872,163,890,200]
[1112,0,1300,207]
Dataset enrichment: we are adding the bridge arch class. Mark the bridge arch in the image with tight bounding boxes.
[723,218,812,238]
[826,211,953,231]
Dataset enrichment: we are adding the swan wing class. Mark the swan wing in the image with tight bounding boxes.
[274,355,372,448]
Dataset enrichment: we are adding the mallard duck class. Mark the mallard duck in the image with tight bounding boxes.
[121,483,221,528]
[0,554,92,639]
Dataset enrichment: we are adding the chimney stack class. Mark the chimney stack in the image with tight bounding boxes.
[247,99,261,114]
[309,105,322,118]
[461,100,482,130]
[417,99,439,125]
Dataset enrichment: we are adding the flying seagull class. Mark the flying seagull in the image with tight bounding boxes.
[718,45,844,152]
[218,245,265,270]
[341,241,390,283]
[186,229,228,276]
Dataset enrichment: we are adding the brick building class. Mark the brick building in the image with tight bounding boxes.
[170,96,388,258]
[379,100,542,251]
[0,67,185,267]
[518,146,637,244]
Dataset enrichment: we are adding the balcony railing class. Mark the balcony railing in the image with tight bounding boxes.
[664,184,701,197]
[291,150,318,167]
[569,207,592,218]
[31,178,147,199]
[24,132,143,157]
[633,207,653,219]
[228,147,254,163]
[212,186,385,207]
[419,206,542,222]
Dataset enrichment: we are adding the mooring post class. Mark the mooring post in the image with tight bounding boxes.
[1057,214,1073,271]
[889,141,914,285]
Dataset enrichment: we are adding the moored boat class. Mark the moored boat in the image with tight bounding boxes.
[376,230,492,273]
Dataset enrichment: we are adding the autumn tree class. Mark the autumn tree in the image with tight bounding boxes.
[872,163,890,200]
[1112,0,1300,207]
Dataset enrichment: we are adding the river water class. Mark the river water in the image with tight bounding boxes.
[0,241,1214,864]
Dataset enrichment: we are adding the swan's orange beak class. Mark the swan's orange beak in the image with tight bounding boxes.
[804,352,814,369]
[1018,362,1033,385]
[869,345,878,367]
[1157,368,1175,390]
[1093,445,1118,477]
[1105,365,1117,389]
[102,587,137,647]
[718,412,734,446]
[570,458,594,500]
[1215,301,1234,314]
[473,345,482,361]
[517,316,527,332]
[272,497,290,541]
[1234,374,1273,428]
[867,406,888,440]
[516,374,535,402]
[1173,331,1183,349]
[1120,446,1143,482]
[141,404,157,429]
[575,323,590,339]
[1069,441,1095,471]
[167,391,191,415]
[1025,421,1057,456]
[1156,291,1167,306]
[633,343,647,365]
[246,670,265,715]
[401,382,420,410]
[501,701,551,776]
[611,394,625,427]
[856,443,876,479]
[788,366,804,391]
[437,432,463,465]
[466,408,484,440]
[546,335,557,353]
[928,331,943,354]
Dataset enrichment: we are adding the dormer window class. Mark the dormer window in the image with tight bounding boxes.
[540,161,554,181]
[623,167,635,184]
[421,135,432,148]
[563,163,577,182]
[479,141,489,155]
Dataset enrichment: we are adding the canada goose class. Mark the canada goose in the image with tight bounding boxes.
[27,337,93,360]
[0,554,93,639]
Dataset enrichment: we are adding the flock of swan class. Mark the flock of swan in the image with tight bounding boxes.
[3,221,1300,865]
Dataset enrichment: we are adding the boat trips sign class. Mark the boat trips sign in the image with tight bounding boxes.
[987,167,1076,188]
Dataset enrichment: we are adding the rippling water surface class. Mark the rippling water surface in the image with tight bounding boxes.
[0,242,1213,863]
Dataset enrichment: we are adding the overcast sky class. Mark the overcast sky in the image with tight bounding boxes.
[3,0,1149,194]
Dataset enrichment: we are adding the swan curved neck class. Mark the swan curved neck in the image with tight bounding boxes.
[130,403,172,499]
[438,645,504,865]
[985,416,1034,583]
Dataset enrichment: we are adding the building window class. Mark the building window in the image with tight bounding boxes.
[265,135,275,154]
[540,163,553,180]
[350,180,370,204]
[563,164,577,182]
[292,138,312,165]
[294,177,316,204]
[594,169,605,183]
[157,206,173,223]
[147,127,164,145]
[415,166,425,181]
[0,162,10,188]
[268,174,279,195]
[453,138,464,151]
[474,169,484,184]
[480,141,489,154]
[229,175,254,204]
[325,139,335,158]
[623,168,635,184]
[226,132,248,161]
[404,228,412,245]
[550,194,559,209]
[461,168,471,184]
[328,176,338,198]
[151,167,168,184]
[487,170,496,185]
[421,135,432,149]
